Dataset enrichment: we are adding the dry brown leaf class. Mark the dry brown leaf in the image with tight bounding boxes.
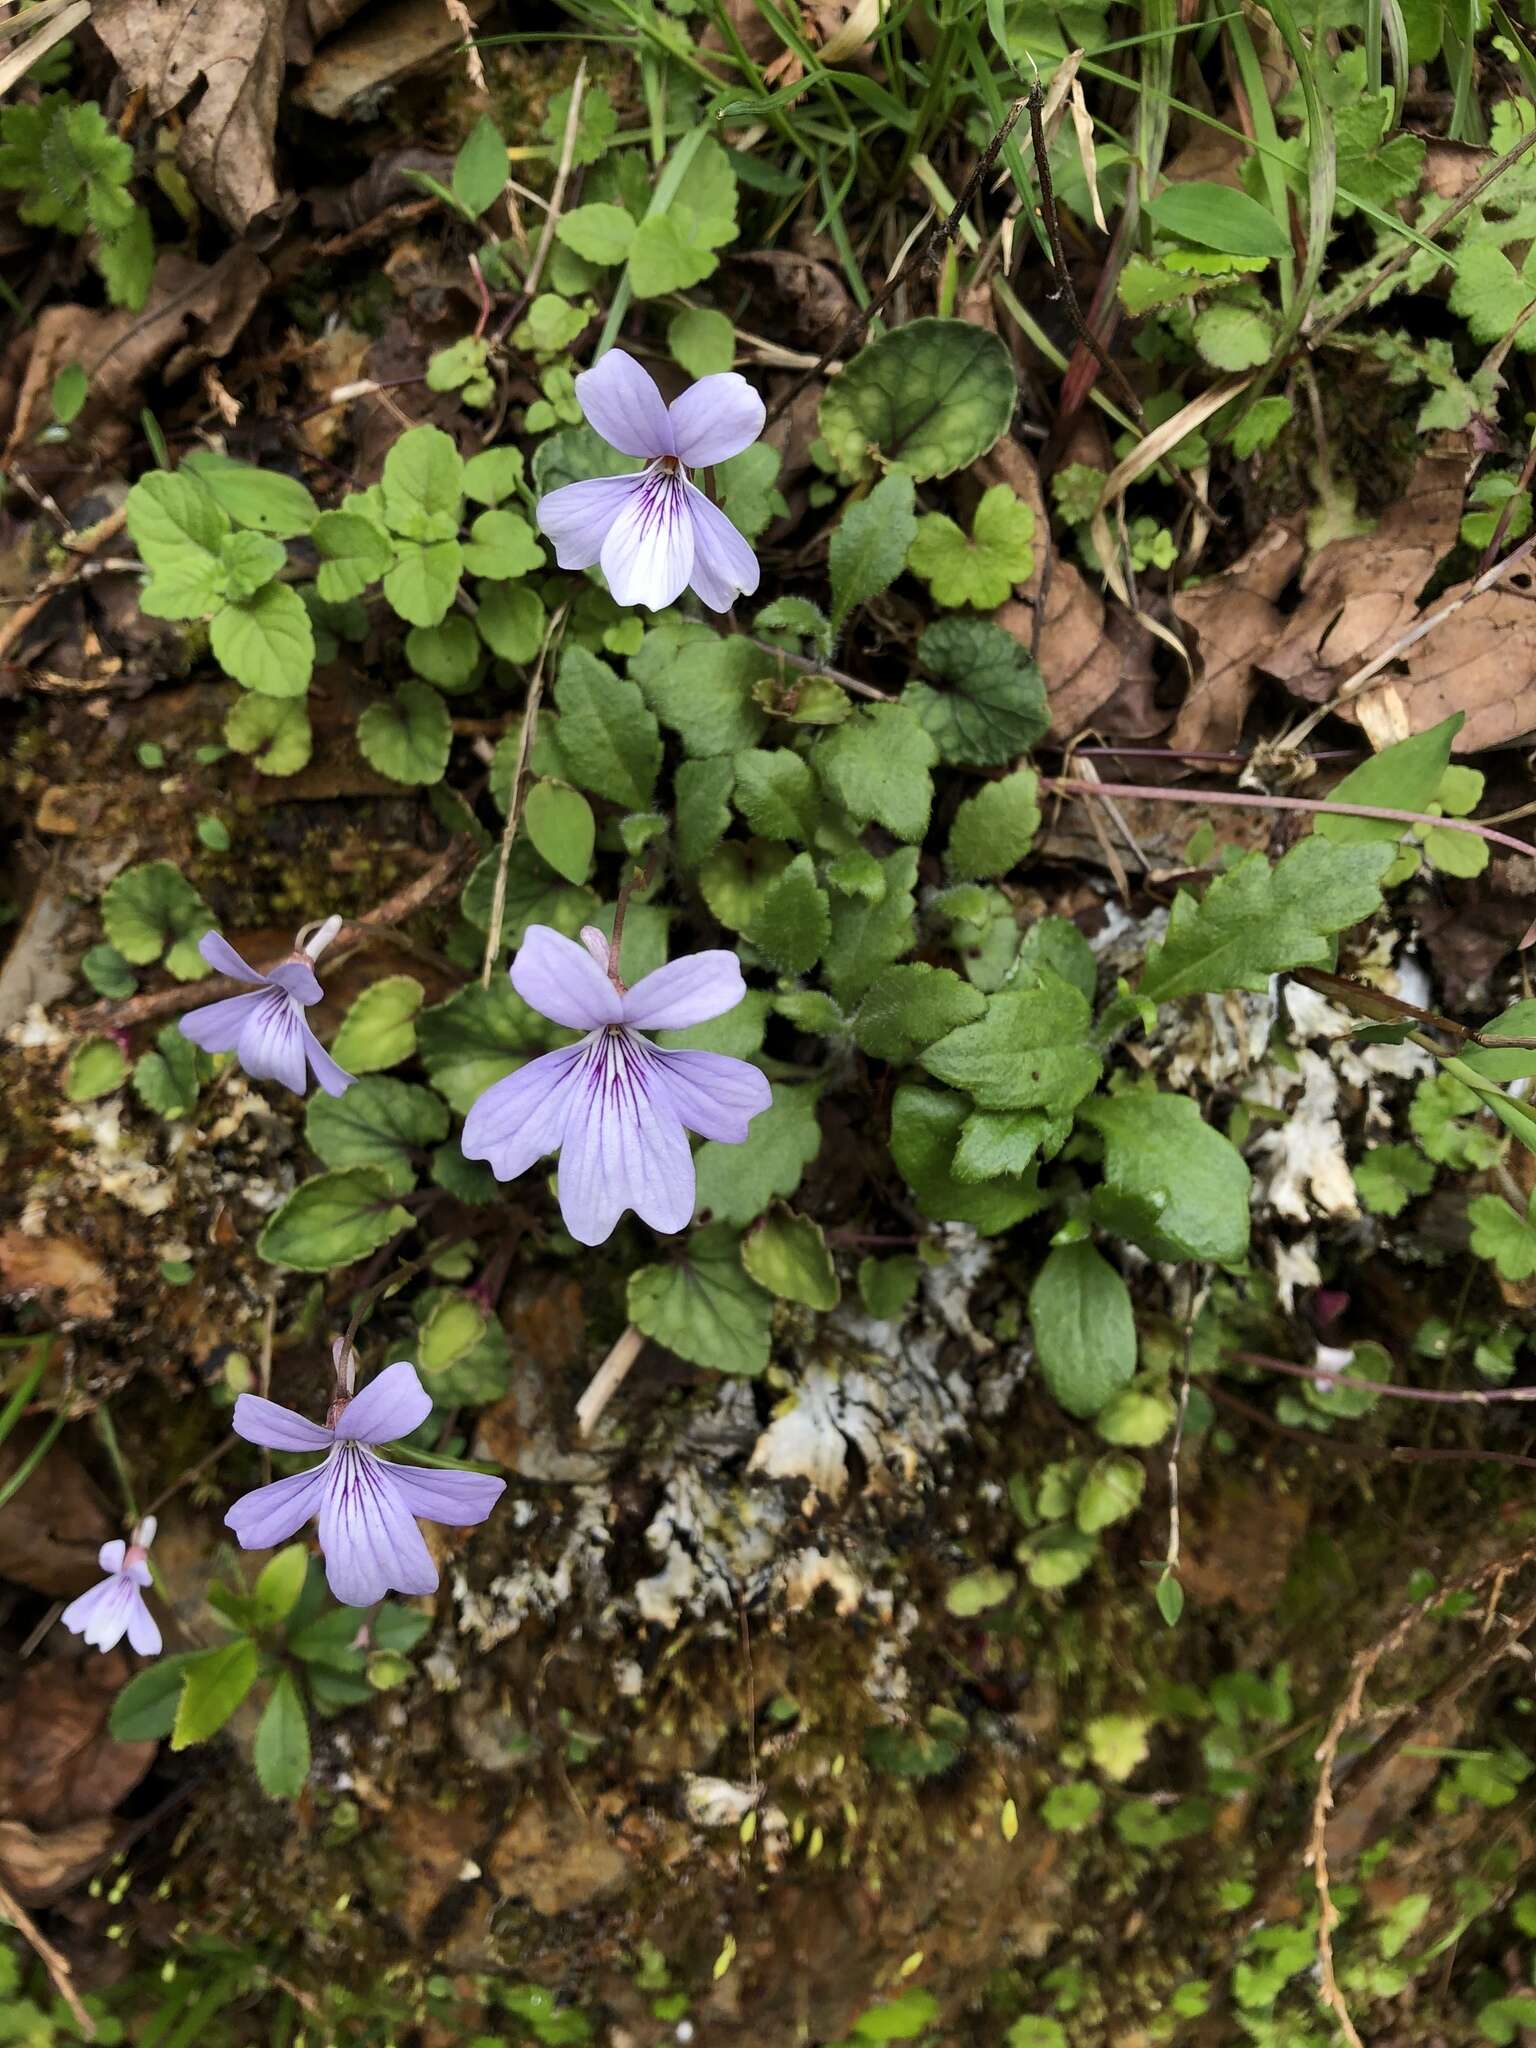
[734,250,853,345]
[293,0,494,120]
[1178,1480,1308,1615]
[385,1796,488,1937]
[93,0,288,232]
[1260,450,1466,707]
[0,887,76,1031]
[0,1232,116,1322]
[490,1802,630,1915]
[995,560,1128,739]
[0,1817,115,1904]
[2,251,268,459]
[0,1660,156,1830]
[1350,573,1536,750]
[0,1436,114,1598]
[1169,520,1305,753]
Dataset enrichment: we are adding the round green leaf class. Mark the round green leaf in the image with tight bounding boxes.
[357,681,452,786]
[628,1223,772,1376]
[224,693,312,775]
[740,1205,839,1310]
[101,860,211,967]
[256,1167,413,1271]
[209,582,315,698]
[524,779,595,885]
[818,318,1015,482]
[382,539,463,628]
[477,581,546,664]
[65,1037,127,1101]
[305,1073,445,1189]
[329,976,426,1073]
[312,510,391,603]
[406,615,482,691]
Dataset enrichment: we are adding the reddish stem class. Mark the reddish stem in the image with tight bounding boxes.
[1044,777,1536,862]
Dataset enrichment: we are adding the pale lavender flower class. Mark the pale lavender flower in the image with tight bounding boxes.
[61,1517,161,1657]
[224,1353,504,1608]
[535,350,764,613]
[461,923,772,1245]
[179,913,354,1098]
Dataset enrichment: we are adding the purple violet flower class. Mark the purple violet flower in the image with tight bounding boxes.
[179,914,354,1098]
[461,923,772,1246]
[535,350,765,613]
[61,1517,161,1657]
[225,1351,505,1608]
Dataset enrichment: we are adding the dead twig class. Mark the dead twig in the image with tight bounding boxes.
[1311,118,1536,349]
[1308,1559,1536,2048]
[68,838,475,1036]
[481,604,566,987]
[0,1872,94,2039]
[0,509,127,664]
[576,1324,646,1437]
[515,58,587,313]
[1041,774,1536,863]
[1281,530,1536,752]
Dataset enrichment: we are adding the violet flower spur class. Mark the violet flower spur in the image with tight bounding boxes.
[179,913,355,1098]
[534,349,764,613]
[461,923,773,1247]
[224,1357,505,1608]
[61,1517,161,1657]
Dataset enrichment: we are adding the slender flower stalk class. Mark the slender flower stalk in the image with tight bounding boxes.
[462,923,772,1245]
[179,914,354,1097]
[535,350,764,612]
[224,1348,504,1608]
[61,1517,160,1656]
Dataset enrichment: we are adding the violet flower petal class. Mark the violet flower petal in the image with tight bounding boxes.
[576,349,676,458]
[236,992,308,1093]
[61,1580,120,1649]
[599,469,695,611]
[198,931,264,982]
[300,1022,355,1098]
[668,373,766,468]
[535,474,645,571]
[461,1041,588,1181]
[124,1591,162,1657]
[374,1459,505,1527]
[331,1360,432,1445]
[232,1392,335,1453]
[681,481,761,612]
[179,990,264,1054]
[318,1446,438,1606]
[557,1031,695,1243]
[621,949,746,1031]
[268,960,324,1003]
[511,925,624,1029]
[98,1538,126,1575]
[225,1463,330,1550]
[651,1047,773,1143]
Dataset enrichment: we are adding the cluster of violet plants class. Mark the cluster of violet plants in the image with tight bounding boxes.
[64,353,772,1655]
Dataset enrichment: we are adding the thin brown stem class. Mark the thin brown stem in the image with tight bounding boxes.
[481,604,567,988]
[1026,82,1146,430]
[1231,1349,1536,1406]
[1042,775,1536,862]
[0,1872,94,2038]
[70,838,475,1036]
